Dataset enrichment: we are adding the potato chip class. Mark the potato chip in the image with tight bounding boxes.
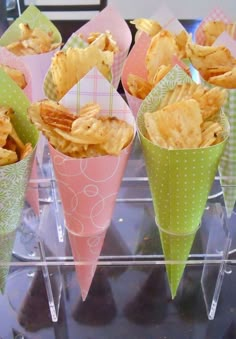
[208,66,236,88]
[0,64,27,89]
[175,30,189,58]
[186,37,236,79]
[203,21,236,46]
[28,100,134,158]
[200,121,223,147]
[0,147,18,166]
[99,117,134,155]
[6,23,60,56]
[127,74,153,99]
[87,31,119,53]
[79,103,101,118]
[145,30,178,84]
[70,116,109,144]
[144,99,203,149]
[152,64,172,86]
[40,101,76,132]
[50,45,114,100]
[130,18,162,37]
[159,82,228,120]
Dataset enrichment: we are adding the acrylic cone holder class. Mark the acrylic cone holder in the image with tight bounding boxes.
[137,65,229,298]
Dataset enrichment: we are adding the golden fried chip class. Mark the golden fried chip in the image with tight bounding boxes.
[186,37,236,79]
[208,66,236,88]
[159,82,227,120]
[99,117,134,155]
[0,113,12,147]
[175,30,189,58]
[145,30,178,84]
[152,64,172,86]
[87,31,119,53]
[127,74,153,99]
[200,121,223,147]
[79,103,101,118]
[144,99,203,149]
[203,21,236,46]
[6,23,60,56]
[0,147,18,165]
[71,116,109,144]
[40,101,76,131]
[50,45,114,100]
[130,18,162,37]
[0,64,27,89]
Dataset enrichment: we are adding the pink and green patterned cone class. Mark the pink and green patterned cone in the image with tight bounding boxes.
[137,65,229,298]
[0,69,39,292]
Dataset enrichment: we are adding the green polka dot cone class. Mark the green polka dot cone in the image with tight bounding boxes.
[0,69,39,291]
[201,76,236,217]
[137,65,229,298]
[0,5,61,47]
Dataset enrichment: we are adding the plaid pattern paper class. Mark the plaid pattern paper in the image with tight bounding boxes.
[195,7,231,44]
[44,34,88,100]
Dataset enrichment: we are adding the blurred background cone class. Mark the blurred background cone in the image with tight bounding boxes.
[67,229,107,301]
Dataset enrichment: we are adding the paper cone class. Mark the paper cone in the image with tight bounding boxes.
[137,65,229,298]
[0,229,16,293]
[0,69,39,291]
[0,5,62,101]
[46,67,135,299]
[121,4,188,116]
[67,229,107,301]
[195,10,236,216]
[75,4,132,89]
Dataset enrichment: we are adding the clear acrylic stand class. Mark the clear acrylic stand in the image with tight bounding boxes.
[201,203,232,320]
[37,204,64,322]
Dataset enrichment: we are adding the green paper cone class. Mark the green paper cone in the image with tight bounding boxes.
[137,65,229,298]
[0,5,61,47]
[0,230,16,293]
[0,69,39,291]
[201,77,236,217]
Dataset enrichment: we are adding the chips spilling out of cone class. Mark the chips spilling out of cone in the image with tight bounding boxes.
[28,100,134,158]
[144,82,227,149]
[137,65,229,298]
[127,18,190,100]
[186,34,236,87]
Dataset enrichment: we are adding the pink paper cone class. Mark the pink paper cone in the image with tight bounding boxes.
[49,144,131,236]
[75,4,132,89]
[20,50,59,101]
[67,228,107,301]
[121,33,150,116]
